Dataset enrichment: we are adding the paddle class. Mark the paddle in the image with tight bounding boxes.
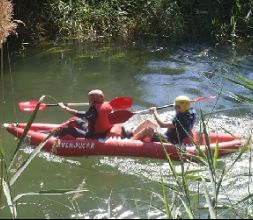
[109,95,216,124]
[19,96,133,112]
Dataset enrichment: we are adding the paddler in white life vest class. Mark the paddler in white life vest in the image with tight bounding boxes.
[129,95,196,144]
[56,89,113,138]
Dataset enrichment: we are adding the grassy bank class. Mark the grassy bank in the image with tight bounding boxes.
[10,0,253,44]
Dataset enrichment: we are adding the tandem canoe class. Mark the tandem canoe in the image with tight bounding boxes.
[3,123,244,161]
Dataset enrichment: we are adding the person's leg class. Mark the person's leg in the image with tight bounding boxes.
[133,120,158,136]
[54,126,87,138]
[53,118,87,138]
[131,127,155,141]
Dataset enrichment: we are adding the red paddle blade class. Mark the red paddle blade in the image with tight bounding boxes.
[19,101,47,111]
[109,110,134,124]
[109,96,133,109]
[191,95,216,103]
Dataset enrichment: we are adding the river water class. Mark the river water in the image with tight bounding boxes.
[1,40,253,218]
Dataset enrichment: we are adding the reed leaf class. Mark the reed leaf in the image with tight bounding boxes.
[161,142,195,217]
[0,150,3,202]
[2,179,16,218]
[158,182,182,194]
[184,174,211,182]
[224,139,250,175]
[180,161,194,216]
[213,142,219,170]
[233,94,253,103]
[178,197,194,219]
[162,143,181,188]
[216,168,226,199]
[160,174,173,219]
[223,75,253,91]
[229,72,253,87]
[200,111,214,171]
[235,193,253,205]
[0,150,14,218]
[187,154,208,166]
[8,95,46,170]
[163,169,206,178]
[13,189,88,202]
[9,131,54,186]
[202,178,217,219]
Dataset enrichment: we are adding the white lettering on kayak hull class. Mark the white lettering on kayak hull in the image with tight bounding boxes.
[58,141,95,149]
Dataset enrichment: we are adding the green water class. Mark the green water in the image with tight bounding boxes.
[1,40,253,218]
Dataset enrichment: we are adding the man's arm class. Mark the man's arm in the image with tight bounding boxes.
[151,107,174,129]
[58,102,78,115]
[58,103,97,120]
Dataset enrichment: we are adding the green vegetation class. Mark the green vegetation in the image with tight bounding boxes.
[2,1,253,218]
[11,0,253,44]
[0,96,88,218]
[157,112,251,218]
[154,72,253,218]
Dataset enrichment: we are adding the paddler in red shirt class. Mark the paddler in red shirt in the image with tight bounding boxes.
[56,89,113,138]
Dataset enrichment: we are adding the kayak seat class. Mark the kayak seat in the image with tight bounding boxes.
[106,124,122,138]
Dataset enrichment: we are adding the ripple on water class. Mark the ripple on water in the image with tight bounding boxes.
[100,113,253,211]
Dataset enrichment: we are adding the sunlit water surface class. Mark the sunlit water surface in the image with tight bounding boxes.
[1,41,253,218]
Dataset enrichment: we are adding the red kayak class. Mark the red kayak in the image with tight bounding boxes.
[3,123,244,161]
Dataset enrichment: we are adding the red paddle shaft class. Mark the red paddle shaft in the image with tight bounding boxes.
[19,96,133,112]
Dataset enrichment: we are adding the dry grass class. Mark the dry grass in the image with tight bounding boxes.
[0,0,17,44]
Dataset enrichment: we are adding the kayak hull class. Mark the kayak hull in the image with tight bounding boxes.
[3,123,244,161]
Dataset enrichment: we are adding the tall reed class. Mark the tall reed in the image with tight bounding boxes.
[0,96,88,218]
[155,69,253,219]
[0,0,17,44]
[158,109,250,218]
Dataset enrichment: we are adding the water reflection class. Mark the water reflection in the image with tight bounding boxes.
[1,40,253,218]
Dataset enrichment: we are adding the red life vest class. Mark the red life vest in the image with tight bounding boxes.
[93,102,113,134]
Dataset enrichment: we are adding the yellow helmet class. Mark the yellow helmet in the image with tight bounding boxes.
[175,95,191,112]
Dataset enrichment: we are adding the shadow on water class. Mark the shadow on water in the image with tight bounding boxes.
[1,40,253,218]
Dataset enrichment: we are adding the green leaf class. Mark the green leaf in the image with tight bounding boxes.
[223,75,253,92]
[9,131,54,186]
[202,178,217,219]
[230,72,253,87]
[213,142,219,170]
[13,189,88,202]
[9,95,47,170]
[2,179,16,218]
[184,174,211,182]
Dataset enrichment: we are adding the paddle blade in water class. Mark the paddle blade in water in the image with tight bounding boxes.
[19,101,47,111]
[109,110,134,124]
[109,96,133,109]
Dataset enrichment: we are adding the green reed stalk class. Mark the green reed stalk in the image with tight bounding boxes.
[0,94,90,218]
[0,150,4,209]
[158,136,195,218]
[160,173,173,218]
[158,100,252,218]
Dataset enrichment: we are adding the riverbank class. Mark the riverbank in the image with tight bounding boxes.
[9,0,253,47]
